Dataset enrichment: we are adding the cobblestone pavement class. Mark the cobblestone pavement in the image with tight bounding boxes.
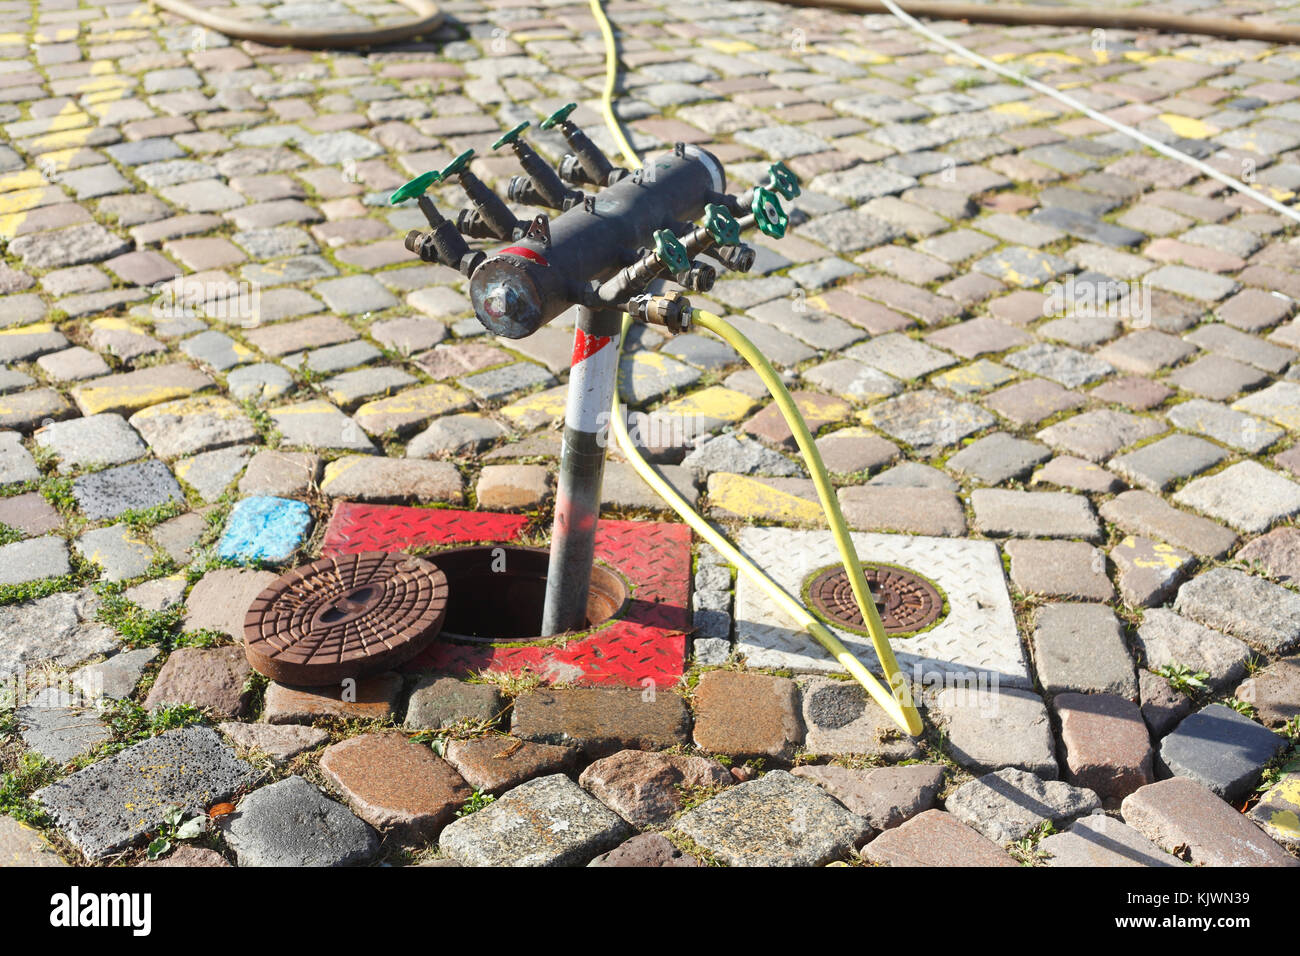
[1,0,1299,867]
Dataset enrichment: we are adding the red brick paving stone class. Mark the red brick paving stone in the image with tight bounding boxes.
[987,289,1051,326]
[1217,287,1293,331]
[263,672,404,724]
[243,315,357,357]
[861,809,1019,867]
[924,316,1031,358]
[812,289,914,333]
[104,250,181,286]
[1032,455,1126,493]
[1235,655,1300,729]
[692,670,804,761]
[589,832,702,867]
[0,492,61,535]
[141,846,231,867]
[847,277,960,325]
[1276,446,1300,479]
[1087,375,1173,410]
[1120,777,1299,867]
[838,485,966,536]
[1054,693,1154,804]
[443,736,579,795]
[144,646,253,719]
[1004,539,1114,600]
[1236,526,1300,586]
[791,763,944,832]
[579,749,732,828]
[164,237,246,271]
[985,379,1083,425]
[1138,669,1193,738]
[741,391,853,451]
[184,567,277,639]
[319,732,471,844]
[511,687,691,758]
[981,192,1038,214]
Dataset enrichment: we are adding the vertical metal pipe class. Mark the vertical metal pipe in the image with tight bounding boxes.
[540,304,623,636]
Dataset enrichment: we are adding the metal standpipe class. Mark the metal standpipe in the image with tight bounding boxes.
[540,304,624,636]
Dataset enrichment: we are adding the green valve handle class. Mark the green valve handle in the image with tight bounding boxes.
[440,148,475,180]
[653,229,691,273]
[752,186,788,239]
[767,161,801,200]
[390,169,441,205]
[493,121,531,151]
[540,102,577,131]
[703,203,740,246]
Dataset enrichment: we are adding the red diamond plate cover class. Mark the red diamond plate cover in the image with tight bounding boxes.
[319,504,690,688]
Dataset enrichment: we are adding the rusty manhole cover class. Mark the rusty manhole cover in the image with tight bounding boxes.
[244,551,449,685]
[805,563,945,636]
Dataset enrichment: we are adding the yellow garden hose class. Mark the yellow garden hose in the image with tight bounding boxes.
[587,0,922,734]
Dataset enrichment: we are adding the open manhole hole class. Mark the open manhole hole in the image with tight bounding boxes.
[434,545,627,643]
[805,562,946,637]
[244,551,449,685]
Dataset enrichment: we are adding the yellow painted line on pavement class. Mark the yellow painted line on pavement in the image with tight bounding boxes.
[708,473,823,524]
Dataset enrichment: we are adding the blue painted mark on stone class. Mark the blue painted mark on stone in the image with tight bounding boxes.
[218,496,312,564]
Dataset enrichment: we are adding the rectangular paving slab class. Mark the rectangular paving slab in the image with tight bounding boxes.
[438,773,631,866]
[734,527,1029,689]
[674,769,872,866]
[34,726,260,860]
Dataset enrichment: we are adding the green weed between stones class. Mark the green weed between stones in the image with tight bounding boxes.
[1158,662,1210,696]
[0,522,24,546]
[1008,820,1058,866]
[99,699,206,754]
[454,788,496,818]
[0,752,57,827]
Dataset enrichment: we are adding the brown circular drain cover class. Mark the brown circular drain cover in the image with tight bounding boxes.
[806,563,944,636]
[244,551,449,685]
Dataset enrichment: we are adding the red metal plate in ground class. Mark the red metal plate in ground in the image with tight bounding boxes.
[244,550,449,685]
[320,503,690,688]
[806,563,944,636]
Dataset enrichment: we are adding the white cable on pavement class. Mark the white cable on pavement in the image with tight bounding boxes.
[881,0,1300,225]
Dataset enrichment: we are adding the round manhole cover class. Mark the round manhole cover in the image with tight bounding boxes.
[806,563,945,636]
[244,551,449,685]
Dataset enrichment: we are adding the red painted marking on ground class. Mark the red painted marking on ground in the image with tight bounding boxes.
[318,504,690,687]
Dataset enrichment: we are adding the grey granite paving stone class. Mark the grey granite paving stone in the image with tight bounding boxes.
[16,692,112,763]
[1158,704,1287,803]
[1039,815,1180,867]
[1173,460,1300,533]
[1005,343,1114,388]
[673,770,871,866]
[1174,566,1300,654]
[1037,409,1166,462]
[932,686,1058,779]
[222,775,378,867]
[438,774,631,867]
[945,432,1050,485]
[35,727,260,860]
[862,389,995,455]
[71,459,184,521]
[1166,399,1283,453]
[970,488,1102,541]
[945,768,1100,844]
[1031,603,1137,698]
[1108,434,1226,492]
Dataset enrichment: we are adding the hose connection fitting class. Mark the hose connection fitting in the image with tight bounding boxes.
[629,291,692,334]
